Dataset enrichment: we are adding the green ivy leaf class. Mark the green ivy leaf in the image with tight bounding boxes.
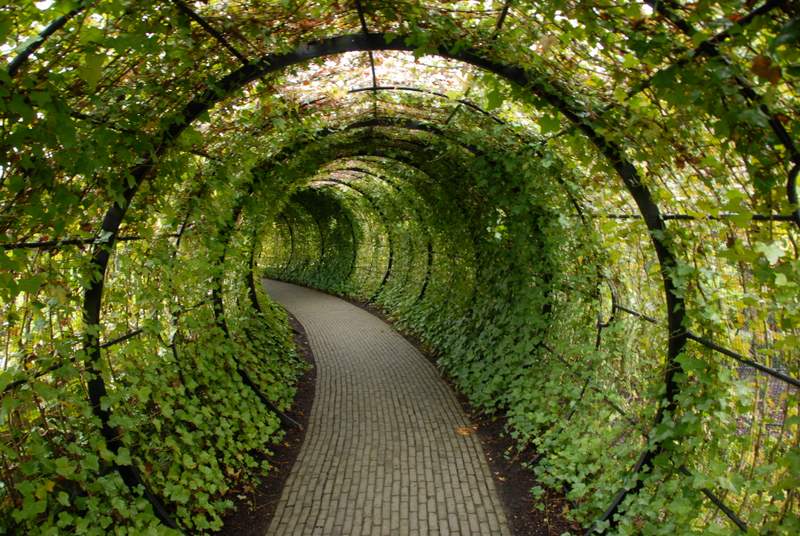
[78,52,105,90]
[622,53,639,69]
[755,241,784,265]
[115,447,132,466]
[54,457,74,478]
[539,115,560,134]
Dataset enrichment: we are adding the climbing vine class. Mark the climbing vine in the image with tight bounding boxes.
[1,0,798,534]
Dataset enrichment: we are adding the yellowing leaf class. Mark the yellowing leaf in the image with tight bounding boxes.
[538,35,558,53]
[455,425,477,436]
[35,480,55,500]
[751,55,781,84]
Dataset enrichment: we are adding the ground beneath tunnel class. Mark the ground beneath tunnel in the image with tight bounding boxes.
[262,279,511,535]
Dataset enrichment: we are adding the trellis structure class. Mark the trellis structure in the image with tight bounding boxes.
[1,1,798,534]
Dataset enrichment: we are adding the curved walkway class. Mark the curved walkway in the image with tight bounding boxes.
[263,280,511,536]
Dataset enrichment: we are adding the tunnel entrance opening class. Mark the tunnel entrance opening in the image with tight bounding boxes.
[2,2,798,534]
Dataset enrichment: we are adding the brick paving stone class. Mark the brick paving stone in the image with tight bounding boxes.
[263,280,511,536]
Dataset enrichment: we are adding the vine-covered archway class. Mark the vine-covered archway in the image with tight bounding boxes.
[1,1,798,534]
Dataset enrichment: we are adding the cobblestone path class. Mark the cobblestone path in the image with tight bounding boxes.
[263,279,511,536]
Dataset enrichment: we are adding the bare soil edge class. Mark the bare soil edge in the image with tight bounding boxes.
[220,282,581,536]
[347,297,581,536]
[218,312,316,535]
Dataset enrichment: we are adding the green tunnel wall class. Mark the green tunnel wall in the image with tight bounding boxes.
[2,3,799,534]
[255,141,677,532]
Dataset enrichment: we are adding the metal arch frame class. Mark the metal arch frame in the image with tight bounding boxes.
[277,213,296,277]
[347,86,505,125]
[273,199,324,278]
[251,123,556,325]
[190,180,303,431]
[239,129,482,325]
[6,1,91,77]
[252,130,556,341]
[247,222,264,315]
[252,131,570,369]
[311,177,396,301]
[339,142,482,310]
[248,126,480,301]
[346,116,481,156]
[287,187,361,284]
[214,86,507,151]
[276,204,318,278]
[4,0,792,527]
[323,162,436,300]
[344,116,589,225]
[310,138,486,303]
[12,4,793,232]
[72,32,688,528]
[291,193,328,276]
[253,121,487,222]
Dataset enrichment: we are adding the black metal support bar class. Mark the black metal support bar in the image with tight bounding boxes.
[703,0,785,48]
[342,205,359,280]
[367,50,378,89]
[494,1,512,35]
[443,85,470,125]
[602,213,796,222]
[175,298,213,316]
[354,0,378,116]
[6,1,90,77]
[171,0,249,65]
[354,0,370,34]
[1,358,68,395]
[676,466,748,532]
[349,86,505,124]
[417,241,434,302]
[686,332,800,389]
[1,234,178,251]
[613,303,659,324]
[100,328,144,349]
[614,301,799,388]
[368,51,378,118]
[586,449,651,535]
[788,164,799,227]
[248,225,263,314]
[278,213,296,276]
[643,0,800,231]
[614,302,799,388]
[2,299,209,395]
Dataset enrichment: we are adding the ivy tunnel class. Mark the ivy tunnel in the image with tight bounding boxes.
[1,1,799,534]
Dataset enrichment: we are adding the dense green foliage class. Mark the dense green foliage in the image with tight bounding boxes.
[1,148,307,533]
[262,133,799,534]
[2,0,799,534]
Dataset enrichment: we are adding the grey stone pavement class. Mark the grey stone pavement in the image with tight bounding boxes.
[263,279,511,536]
